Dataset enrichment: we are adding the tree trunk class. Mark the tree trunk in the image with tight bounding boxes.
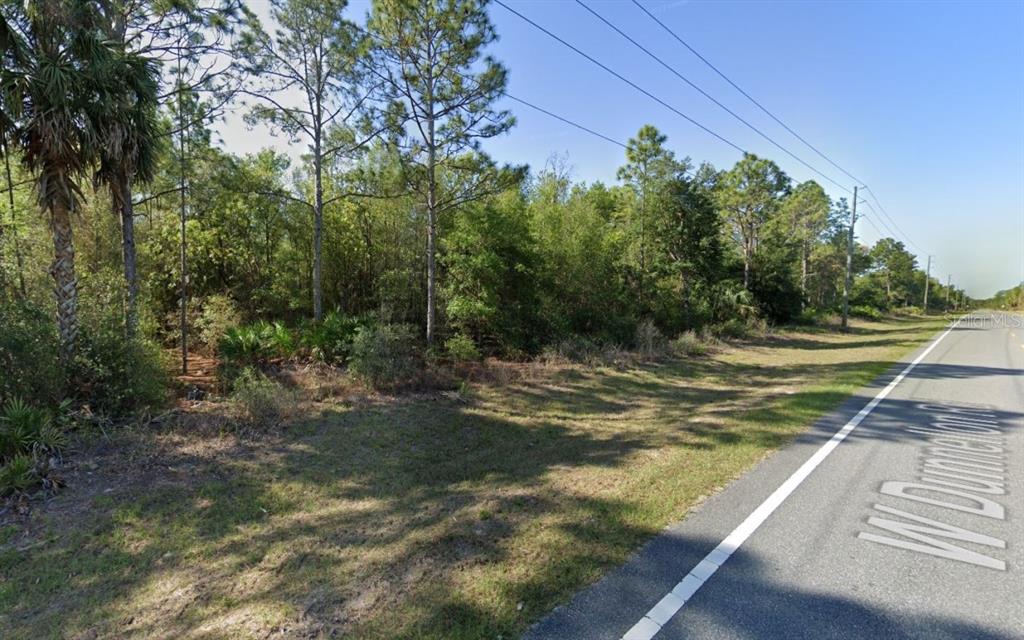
[800,243,808,309]
[426,142,437,345]
[2,136,26,298]
[117,175,139,337]
[50,197,79,362]
[178,134,188,376]
[801,244,808,294]
[425,71,437,345]
[742,242,751,289]
[638,168,646,313]
[313,140,324,321]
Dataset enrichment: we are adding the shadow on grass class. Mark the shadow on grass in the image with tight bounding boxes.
[0,316,984,640]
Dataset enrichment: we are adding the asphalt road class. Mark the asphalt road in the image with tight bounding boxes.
[524,312,1024,640]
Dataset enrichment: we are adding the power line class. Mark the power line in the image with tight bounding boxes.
[504,91,702,180]
[858,199,905,244]
[631,0,865,188]
[862,186,926,253]
[503,93,627,149]
[630,0,937,260]
[493,0,746,155]
[860,213,887,239]
[576,0,853,196]
[498,88,949,290]
[478,1,940,271]
[859,198,930,259]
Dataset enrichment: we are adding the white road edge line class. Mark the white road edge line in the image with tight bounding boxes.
[620,316,965,640]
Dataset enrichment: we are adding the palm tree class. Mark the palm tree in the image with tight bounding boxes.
[0,1,132,360]
[94,46,162,336]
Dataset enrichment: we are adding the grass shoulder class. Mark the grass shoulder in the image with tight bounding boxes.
[0,315,947,640]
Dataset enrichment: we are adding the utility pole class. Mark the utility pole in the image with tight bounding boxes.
[945,274,952,312]
[841,186,859,331]
[923,255,932,312]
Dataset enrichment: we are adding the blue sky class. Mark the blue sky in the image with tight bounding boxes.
[222,0,1024,297]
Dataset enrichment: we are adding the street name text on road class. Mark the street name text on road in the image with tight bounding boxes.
[858,402,1009,571]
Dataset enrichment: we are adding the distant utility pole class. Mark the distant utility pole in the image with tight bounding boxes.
[841,186,859,331]
[923,255,932,311]
[945,274,952,312]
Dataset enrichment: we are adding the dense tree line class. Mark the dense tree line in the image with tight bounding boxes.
[0,0,971,409]
[983,283,1023,310]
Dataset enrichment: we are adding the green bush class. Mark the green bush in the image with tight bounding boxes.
[71,324,169,418]
[794,308,824,326]
[349,324,420,389]
[445,333,481,363]
[0,302,61,407]
[0,300,166,417]
[710,316,769,340]
[220,321,295,361]
[299,312,371,364]
[850,305,883,320]
[671,330,708,357]
[542,334,602,365]
[230,368,297,430]
[0,398,68,495]
[0,454,35,495]
[634,319,668,360]
[196,295,241,351]
[0,398,49,459]
[711,317,751,340]
[219,321,297,383]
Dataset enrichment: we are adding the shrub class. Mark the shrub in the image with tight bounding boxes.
[540,335,641,368]
[0,398,68,495]
[0,302,61,407]
[230,368,297,430]
[196,295,241,351]
[634,319,668,360]
[542,334,602,365]
[299,312,370,364]
[71,324,169,418]
[0,454,35,495]
[599,343,635,368]
[445,333,481,363]
[0,298,167,418]
[0,398,49,459]
[850,305,883,320]
[219,321,297,384]
[220,321,295,362]
[794,308,824,326]
[797,310,841,328]
[219,325,264,363]
[348,324,420,389]
[711,316,769,340]
[671,330,708,357]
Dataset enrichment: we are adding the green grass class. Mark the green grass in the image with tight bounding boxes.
[0,316,948,639]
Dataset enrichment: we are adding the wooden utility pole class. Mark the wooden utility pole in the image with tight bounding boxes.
[923,255,932,312]
[945,274,952,312]
[841,186,858,331]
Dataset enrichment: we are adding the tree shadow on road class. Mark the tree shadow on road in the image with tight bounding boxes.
[525,530,1019,640]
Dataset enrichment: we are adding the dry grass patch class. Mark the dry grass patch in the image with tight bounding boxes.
[0,316,948,639]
